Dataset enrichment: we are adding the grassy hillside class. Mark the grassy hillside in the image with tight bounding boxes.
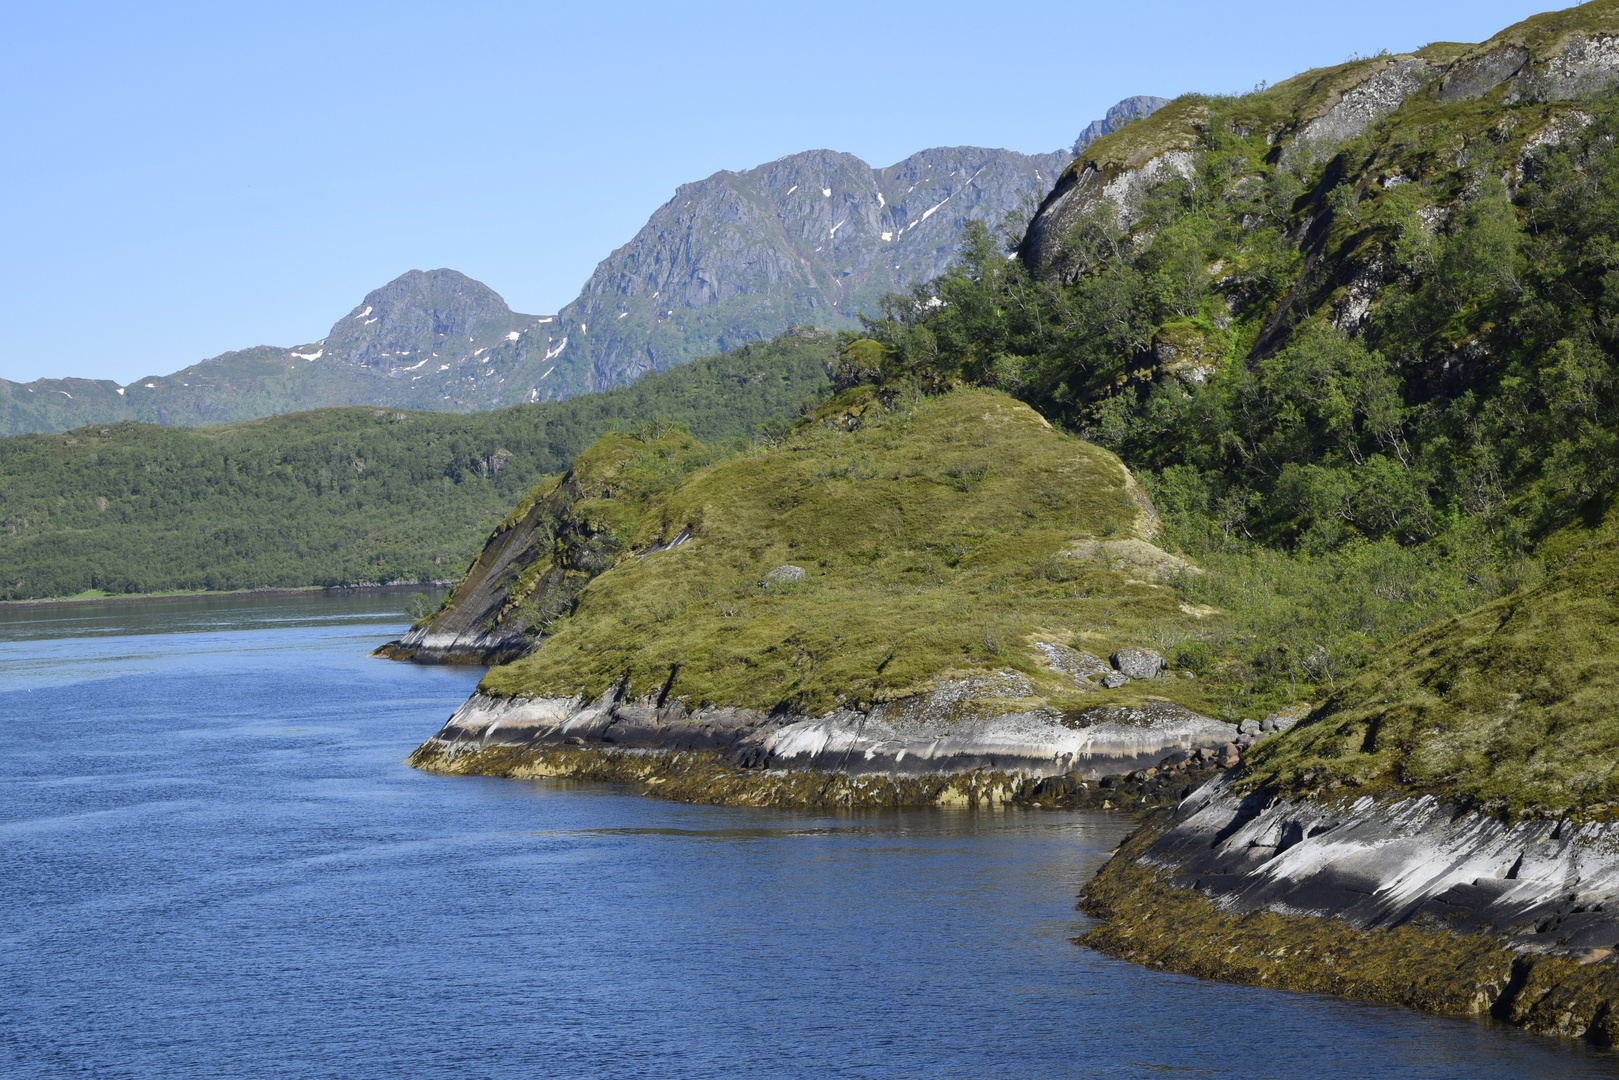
[1241,505,1619,817]
[476,386,1239,717]
[0,332,832,600]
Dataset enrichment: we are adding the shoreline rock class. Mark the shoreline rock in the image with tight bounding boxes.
[415,682,1241,783]
[407,734,1235,812]
[1080,776,1619,1043]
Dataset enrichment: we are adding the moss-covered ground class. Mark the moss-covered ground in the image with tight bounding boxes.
[1240,507,1619,818]
[477,387,1253,719]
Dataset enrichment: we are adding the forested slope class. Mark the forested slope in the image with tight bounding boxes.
[831,0,1619,712]
[0,332,832,600]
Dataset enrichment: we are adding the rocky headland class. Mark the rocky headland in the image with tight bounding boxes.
[388,384,1268,808]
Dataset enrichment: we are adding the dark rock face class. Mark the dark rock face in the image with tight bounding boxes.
[1128,773,1619,958]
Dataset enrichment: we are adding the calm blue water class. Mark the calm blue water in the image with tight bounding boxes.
[2,593,1616,1079]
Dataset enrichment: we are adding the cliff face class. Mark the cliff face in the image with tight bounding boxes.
[391,386,1252,786]
[375,425,709,665]
[1019,1,1619,278]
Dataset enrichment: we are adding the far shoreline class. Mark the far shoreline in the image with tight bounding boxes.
[0,580,456,610]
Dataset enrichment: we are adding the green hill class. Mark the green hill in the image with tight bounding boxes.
[0,331,832,600]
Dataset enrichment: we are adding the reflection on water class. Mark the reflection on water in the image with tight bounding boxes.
[1,594,1615,1079]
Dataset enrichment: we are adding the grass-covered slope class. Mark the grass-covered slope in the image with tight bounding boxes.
[474,387,1228,718]
[0,332,832,600]
[1241,508,1619,817]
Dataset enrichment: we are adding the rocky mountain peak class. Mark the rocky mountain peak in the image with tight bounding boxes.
[537,142,1073,397]
[320,269,534,372]
[1072,96,1171,155]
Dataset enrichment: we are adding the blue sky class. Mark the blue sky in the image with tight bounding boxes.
[0,0,1552,383]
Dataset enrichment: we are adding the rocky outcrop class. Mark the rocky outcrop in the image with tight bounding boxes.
[414,678,1239,782]
[1020,6,1619,281]
[1294,58,1434,148]
[373,429,688,664]
[1080,773,1619,1041]
[1135,775,1619,953]
[1019,143,1199,277]
[1442,34,1619,103]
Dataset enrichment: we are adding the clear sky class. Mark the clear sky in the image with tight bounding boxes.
[0,0,1553,383]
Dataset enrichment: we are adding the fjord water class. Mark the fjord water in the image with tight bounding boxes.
[2,595,1614,1079]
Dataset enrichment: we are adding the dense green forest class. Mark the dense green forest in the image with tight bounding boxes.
[0,332,833,600]
[842,79,1619,700]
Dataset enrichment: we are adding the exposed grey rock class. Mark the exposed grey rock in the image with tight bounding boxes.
[1440,45,1532,101]
[421,680,1237,781]
[1331,258,1386,334]
[1261,704,1311,731]
[1020,149,1197,276]
[759,564,806,586]
[1516,34,1619,101]
[1238,719,1261,736]
[1063,538,1199,581]
[1100,671,1130,689]
[1295,58,1434,148]
[1132,772,1619,957]
[1112,647,1166,680]
[1441,36,1619,105]
[1035,641,1112,686]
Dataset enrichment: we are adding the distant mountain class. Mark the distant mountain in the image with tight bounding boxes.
[1070,96,1170,155]
[5,112,1172,435]
[536,144,1071,396]
[0,269,554,435]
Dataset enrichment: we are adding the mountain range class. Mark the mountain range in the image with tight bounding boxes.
[0,103,1166,436]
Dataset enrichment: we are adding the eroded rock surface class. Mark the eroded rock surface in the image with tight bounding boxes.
[1135,774,1619,956]
[416,677,1239,781]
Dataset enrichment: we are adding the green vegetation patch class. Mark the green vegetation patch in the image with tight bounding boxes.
[1241,508,1619,817]
[481,388,1227,716]
[0,332,832,600]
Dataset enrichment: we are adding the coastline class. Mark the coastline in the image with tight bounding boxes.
[1080,810,1619,1043]
[407,740,1212,812]
[0,580,456,610]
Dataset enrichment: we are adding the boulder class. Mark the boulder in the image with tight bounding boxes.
[1111,647,1166,680]
[759,565,806,586]
[1261,703,1311,732]
[1100,671,1130,689]
[1238,719,1260,736]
